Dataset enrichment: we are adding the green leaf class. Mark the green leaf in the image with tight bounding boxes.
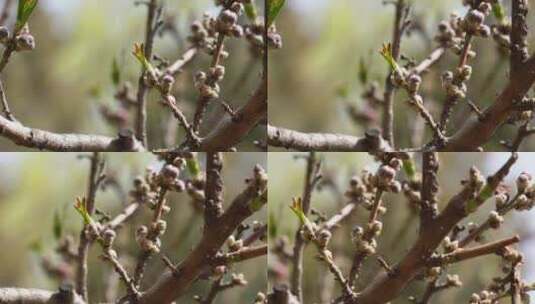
[492,2,505,23]
[379,43,400,73]
[16,0,38,32]
[358,57,368,85]
[132,43,156,76]
[53,209,63,240]
[402,159,416,181]
[244,2,257,21]
[186,158,201,178]
[111,57,120,86]
[289,197,314,232]
[267,0,285,27]
[73,197,95,226]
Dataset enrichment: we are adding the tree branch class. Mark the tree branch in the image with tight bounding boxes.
[138,166,267,304]
[0,287,86,304]
[0,114,144,151]
[268,126,391,152]
[443,55,535,151]
[200,78,266,151]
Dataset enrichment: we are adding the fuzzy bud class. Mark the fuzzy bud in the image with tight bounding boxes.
[516,172,532,192]
[102,229,116,247]
[15,34,35,51]
[317,229,332,248]
[488,211,504,229]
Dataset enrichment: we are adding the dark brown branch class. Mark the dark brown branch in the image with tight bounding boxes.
[510,0,529,77]
[354,154,517,304]
[205,152,224,227]
[427,235,520,266]
[138,166,267,304]
[443,55,535,151]
[200,78,266,151]
[420,152,439,230]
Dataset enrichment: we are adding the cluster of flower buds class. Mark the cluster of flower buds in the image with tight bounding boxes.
[491,22,511,50]
[226,235,244,252]
[267,24,283,50]
[441,65,472,100]
[0,25,35,52]
[461,2,491,37]
[254,292,267,304]
[130,175,158,205]
[500,246,523,265]
[157,161,186,192]
[189,14,219,52]
[488,211,504,229]
[351,224,377,256]
[194,65,225,99]
[469,290,496,304]
[374,158,402,192]
[435,14,465,49]
[442,236,459,253]
[344,176,367,202]
[463,166,485,194]
[215,1,245,38]
[135,220,166,254]
[425,266,442,282]
[246,164,268,196]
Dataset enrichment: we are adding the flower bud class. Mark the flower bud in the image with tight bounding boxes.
[488,211,504,229]
[516,172,532,192]
[15,34,35,51]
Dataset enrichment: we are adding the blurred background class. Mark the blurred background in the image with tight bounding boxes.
[268,0,535,151]
[0,152,266,303]
[0,0,264,151]
[268,152,535,303]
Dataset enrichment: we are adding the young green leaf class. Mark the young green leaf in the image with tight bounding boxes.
[244,2,258,21]
[111,57,121,86]
[379,43,400,73]
[53,209,63,240]
[267,0,285,27]
[492,2,505,23]
[186,157,201,178]
[289,197,314,233]
[16,0,39,33]
[74,197,95,226]
[132,43,156,76]
[402,158,416,181]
